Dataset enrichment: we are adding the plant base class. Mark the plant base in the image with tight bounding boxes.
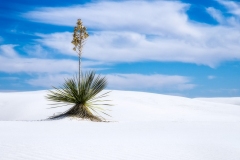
[49,104,103,122]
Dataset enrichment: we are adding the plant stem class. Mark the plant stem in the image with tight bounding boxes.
[79,55,81,87]
[79,29,82,88]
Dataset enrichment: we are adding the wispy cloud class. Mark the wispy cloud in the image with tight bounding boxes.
[23,44,49,58]
[0,77,19,80]
[21,0,240,67]
[26,73,72,87]
[208,88,239,95]
[208,75,216,80]
[0,44,103,73]
[0,56,77,73]
[36,32,76,57]
[22,1,198,36]
[0,44,19,58]
[26,73,195,92]
[107,74,195,91]
[206,7,225,24]
[217,0,240,16]
[36,29,240,67]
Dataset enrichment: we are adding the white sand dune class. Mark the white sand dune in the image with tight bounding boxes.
[0,90,240,160]
[195,97,240,106]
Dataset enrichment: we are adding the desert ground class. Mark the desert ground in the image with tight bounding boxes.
[0,90,240,160]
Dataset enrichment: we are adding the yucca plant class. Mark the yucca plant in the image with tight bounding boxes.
[46,71,110,121]
[46,19,111,121]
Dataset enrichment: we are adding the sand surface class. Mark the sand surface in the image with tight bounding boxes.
[0,90,240,160]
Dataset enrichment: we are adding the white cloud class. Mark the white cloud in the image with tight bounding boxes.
[0,44,103,73]
[216,0,240,26]
[36,32,76,57]
[0,56,77,73]
[23,44,49,58]
[206,7,225,24]
[106,74,195,91]
[26,73,195,91]
[36,29,240,67]
[22,0,240,67]
[0,77,19,80]
[27,73,72,87]
[217,0,240,16]
[0,44,19,58]
[208,75,216,80]
[22,1,199,37]
[208,88,239,95]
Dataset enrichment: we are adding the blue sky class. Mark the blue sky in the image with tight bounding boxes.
[0,0,240,97]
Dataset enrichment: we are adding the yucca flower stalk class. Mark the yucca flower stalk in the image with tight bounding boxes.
[71,19,89,83]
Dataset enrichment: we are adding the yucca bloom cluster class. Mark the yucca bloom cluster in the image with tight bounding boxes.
[71,19,89,57]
